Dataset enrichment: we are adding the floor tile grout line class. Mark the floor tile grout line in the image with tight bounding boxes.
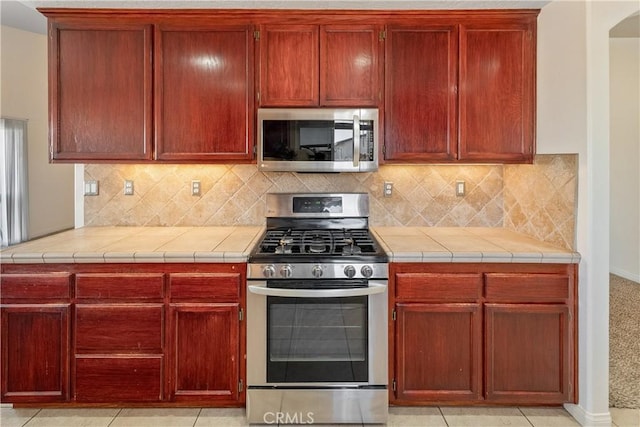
[518,407,535,427]
[21,408,42,427]
[106,408,123,427]
[438,406,451,427]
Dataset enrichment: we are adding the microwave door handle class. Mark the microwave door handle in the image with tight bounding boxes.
[248,282,386,298]
[353,114,360,168]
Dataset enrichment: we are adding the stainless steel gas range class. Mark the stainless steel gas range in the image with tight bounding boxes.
[246,193,388,425]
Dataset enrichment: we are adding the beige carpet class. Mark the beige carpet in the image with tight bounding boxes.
[609,274,640,408]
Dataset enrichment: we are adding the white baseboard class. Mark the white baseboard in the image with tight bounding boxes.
[610,267,640,283]
[564,403,612,427]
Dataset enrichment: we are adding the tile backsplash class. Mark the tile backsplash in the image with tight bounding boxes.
[84,154,577,250]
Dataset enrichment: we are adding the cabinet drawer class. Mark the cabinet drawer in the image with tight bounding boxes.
[1,273,71,300]
[75,305,163,353]
[395,273,482,301]
[75,273,164,300]
[75,356,162,402]
[485,273,570,303]
[169,273,241,301]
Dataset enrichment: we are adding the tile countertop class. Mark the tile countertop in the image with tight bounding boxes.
[0,226,265,264]
[0,226,580,264]
[372,227,581,264]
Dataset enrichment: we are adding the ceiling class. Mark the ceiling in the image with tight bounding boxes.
[2,0,638,38]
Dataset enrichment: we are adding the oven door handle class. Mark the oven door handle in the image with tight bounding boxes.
[247,282,387,298]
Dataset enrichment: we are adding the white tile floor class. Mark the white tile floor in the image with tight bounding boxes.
[0,406,638,427]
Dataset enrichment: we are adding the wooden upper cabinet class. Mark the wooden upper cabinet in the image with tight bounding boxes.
[258,24,381,107]
[459,19,536,162]
[384,25,458,162]
[155,25,254,161]
[259,25,319,106]
[49,20,153,162]
[320,25,381,106]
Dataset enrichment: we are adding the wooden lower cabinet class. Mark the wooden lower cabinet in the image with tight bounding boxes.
[390,263,577,405]
[485,304,571,403]
[169,304,240,402]
[0,273,71,403]
[395,303,482,401]
[0,264,245,406]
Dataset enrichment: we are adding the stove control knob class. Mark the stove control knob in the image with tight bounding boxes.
[361,265,374,278]
[344,265,356,279]
[280,265,293,278]
[262,265,276,279]
[312,265,323,278]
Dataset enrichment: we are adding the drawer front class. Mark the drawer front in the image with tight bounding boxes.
[1,273,71,300]
[75,356,163,402]
[395,273,482,301]
[75,273,164,300]
[485,273,570,303]
[75,305,163,353]
[169,273,241,301]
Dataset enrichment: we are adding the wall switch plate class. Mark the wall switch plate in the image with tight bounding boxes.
[384,181,393,198]
[456,180,466,197]
[84,180,99,196]
[124,180,134,196]
[191,180,201,196]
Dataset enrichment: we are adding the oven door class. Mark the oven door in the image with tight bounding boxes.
[246,280,388,387]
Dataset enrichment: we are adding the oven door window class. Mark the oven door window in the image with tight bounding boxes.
[267,295,368,383]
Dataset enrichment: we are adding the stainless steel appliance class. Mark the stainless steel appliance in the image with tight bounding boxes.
[257,108,379,173]
[247,193,388,424]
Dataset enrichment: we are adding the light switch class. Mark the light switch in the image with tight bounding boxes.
[84,180,99,196]
[456,180,466,197]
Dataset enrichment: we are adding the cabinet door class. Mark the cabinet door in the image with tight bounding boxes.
[485,304,571,403]
[155,25,254,161]
[459,21,535,162]
[384,25,458,162]
[394,303,482,402]
[169,304,241,403]
[320,25,382,107]
[49,21,153,161]
[1,305,70,402]
[259,25,319,106]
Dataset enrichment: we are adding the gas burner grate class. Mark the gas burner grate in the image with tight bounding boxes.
[257,228,379,256]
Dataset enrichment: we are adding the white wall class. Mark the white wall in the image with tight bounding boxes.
[538,1,639,426]
[609,37,640,283]
[0,25,74,239]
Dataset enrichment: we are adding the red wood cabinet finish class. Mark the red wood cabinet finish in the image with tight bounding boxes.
[75,357,163,402]
[459,20,536,162]
[259,25,319,106]
[259,24,382,107]
[395,303,482,401]
[169,304,240,402]
[384,25,458,162]
[49,20,153,161]
[390,263,577,405]
[485,304,571,403]
[319,25,382,107]
[167,270,243,404]
[1,263,246,406]
[1,305,70,403]
[1,273,71,403]
[155,25,254,161]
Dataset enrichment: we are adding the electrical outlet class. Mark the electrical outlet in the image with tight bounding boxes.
[191,180,201,196]
[456,180,466,197]
[84,180,99,196]
[384,181,393,198]
[124,180,134,196]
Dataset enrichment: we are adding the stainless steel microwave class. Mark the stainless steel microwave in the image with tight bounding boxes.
[257,108,379,173]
